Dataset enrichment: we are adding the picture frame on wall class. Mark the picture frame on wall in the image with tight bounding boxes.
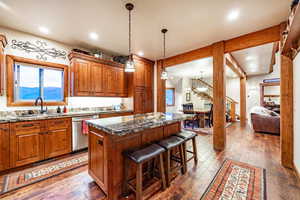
[186,92,191,102]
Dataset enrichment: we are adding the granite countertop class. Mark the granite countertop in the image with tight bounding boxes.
[86,112,188,136]
[0,109,133,123]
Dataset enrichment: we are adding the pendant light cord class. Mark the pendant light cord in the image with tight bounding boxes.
[129,8,132,56]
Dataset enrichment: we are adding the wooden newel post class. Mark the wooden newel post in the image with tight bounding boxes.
[240,77,247,126]
[230,102,236,122]
[212,41,226,151]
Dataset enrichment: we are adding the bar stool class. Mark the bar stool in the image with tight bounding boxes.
[123,144,166,200]
[158,136,185,186]
[175,130,198,172]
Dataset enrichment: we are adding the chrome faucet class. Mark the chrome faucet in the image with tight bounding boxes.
[34,97,47,114]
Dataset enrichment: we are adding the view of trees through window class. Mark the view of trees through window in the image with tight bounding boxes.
[14,63,64,102]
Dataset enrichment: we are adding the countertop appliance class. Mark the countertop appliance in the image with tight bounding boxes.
[72,114,99,151]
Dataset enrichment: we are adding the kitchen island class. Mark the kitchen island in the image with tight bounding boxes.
[86,112,187,200]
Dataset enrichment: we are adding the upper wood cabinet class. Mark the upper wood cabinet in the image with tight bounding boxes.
[69,52,127,97]
[131,55,154,114]
[0,35,7,96]
[0,123,10,171]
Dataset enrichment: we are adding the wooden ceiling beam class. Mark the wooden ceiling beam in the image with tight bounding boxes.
[163,24,281,67]
[269,42,279,73]
[225,53,246,78]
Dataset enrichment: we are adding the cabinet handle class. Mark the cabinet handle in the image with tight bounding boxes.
[97,140,103,145]
[22,124,34,128]
[0,127,8,132]
[40,132,48,135]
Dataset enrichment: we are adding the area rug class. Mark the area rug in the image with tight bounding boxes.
[0,152,88,195]
[201,159,266,200]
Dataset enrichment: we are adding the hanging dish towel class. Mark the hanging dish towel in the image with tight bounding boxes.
[82,120,89,135]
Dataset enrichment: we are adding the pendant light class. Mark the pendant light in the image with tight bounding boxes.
[161,28,168,80]
[196,71,208,92]
[125,3,135,72]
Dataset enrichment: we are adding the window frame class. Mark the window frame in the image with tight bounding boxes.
[6,55,68,107]
[166,88,175,106]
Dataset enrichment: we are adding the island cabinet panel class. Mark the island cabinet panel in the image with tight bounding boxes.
[164,122,181,137]
[10,121,45,168]
[44,118,72,159]
[0,123,10,171]
[88,127,109,194]
[69,52,127,97]
[10,118,72,168]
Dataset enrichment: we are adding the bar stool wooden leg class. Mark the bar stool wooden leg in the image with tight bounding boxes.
[159,154,166,190]
[179,144,186,174]
[122,157,130,196]
[166,150,171,186]
[182,142,188,173]
[192,137,198,164]
[136,163,143,200]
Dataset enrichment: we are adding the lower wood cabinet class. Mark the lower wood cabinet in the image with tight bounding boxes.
[9,118,72,168]
[0,123,10,171]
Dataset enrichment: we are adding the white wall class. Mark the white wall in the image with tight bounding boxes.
[0,26,129,111]
[246,53,280,114]
[226,77,240,115]
[294,53,300,174]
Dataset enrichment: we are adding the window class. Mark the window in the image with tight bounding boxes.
[14,63,64,102]
[7,55,68,106]
[166,88,175,106]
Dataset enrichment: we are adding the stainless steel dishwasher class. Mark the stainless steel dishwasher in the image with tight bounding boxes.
[72,114,99,151]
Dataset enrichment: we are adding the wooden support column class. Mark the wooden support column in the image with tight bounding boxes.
[240,77,247,126]
[280,55,294,169]
[230,102,236,122]
[212,41,226,151]
[156,60,166,112]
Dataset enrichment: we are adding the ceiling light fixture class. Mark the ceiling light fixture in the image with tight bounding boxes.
[161,28,168,80]
[227,10,240,21]
[124,3,135,72]
[89,32,98,40]
[137,51,144,56]
[246,56,255,61]
[39,26,49,34]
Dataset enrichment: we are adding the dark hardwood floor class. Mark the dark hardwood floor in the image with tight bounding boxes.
[1,122,299,200]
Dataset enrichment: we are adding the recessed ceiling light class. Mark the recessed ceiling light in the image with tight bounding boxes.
[89,32,98,40]
[137,51,144,56]
[38,26,49,34]
[0,2,11,11]
[227,10,240,21]
[246,56,255,61]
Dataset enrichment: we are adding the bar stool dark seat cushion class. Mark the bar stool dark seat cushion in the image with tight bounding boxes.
[158,136,185,150]
[176,130,197,141]
[124,144,165,164]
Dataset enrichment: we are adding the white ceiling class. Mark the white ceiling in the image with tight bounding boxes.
[0,0,289,60]
[166,57,237,79]
[231,43,274,76]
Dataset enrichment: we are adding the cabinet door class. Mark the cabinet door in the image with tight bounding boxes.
[44,118,71,159]
[144,87,153,113]
[88,129,108,193]
[134,87,145,114]
[144,62,153,88]
[115,67,127,95]
[0,124,9,171]
[10,121,45,168]
[0,47,4,95]
[73,59,91,96]
[134,60,145,87]
[90,62,104,96]
[103,65,116,95]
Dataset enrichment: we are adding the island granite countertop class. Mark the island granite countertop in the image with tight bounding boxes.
[86,112,189,136]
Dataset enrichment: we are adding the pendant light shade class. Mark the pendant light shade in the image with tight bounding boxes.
[161,28,168,80]
[125,3,135,72]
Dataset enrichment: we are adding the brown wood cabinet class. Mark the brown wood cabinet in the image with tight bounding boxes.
[0,35,7,96]
[0,123,10,171]
[10,118,72,168]
[69,52,127,97]
[132,56,154,114]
